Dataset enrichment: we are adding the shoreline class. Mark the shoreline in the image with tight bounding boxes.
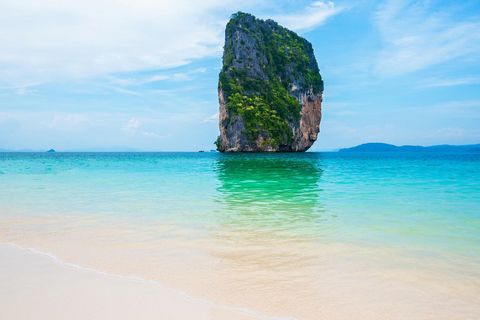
[0,243,269,320]
[2,223,480,320]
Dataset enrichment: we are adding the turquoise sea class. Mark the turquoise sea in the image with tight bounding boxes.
[1,152,479,319]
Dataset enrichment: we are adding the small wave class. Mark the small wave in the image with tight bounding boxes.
[0,242,300,320]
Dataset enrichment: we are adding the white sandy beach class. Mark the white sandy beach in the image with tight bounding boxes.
[0,244,259,320]
[2,214,480,320]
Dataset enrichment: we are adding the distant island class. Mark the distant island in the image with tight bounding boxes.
[339,143,480,153]
[216,12,323,152]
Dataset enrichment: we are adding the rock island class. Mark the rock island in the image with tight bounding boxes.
[216,12,323,152]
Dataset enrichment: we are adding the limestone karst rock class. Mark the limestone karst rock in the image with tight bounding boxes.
[216,12,323,152]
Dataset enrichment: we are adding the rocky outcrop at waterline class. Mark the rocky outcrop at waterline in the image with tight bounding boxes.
[216,12,323,152]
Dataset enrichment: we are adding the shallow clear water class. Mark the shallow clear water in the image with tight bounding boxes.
[1,152,479,319]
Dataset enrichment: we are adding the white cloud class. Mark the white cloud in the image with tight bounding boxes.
[203,113,219,122]
[113,87,143,96]
[144,75,170,83]
[107,77,137,87]
[159,73,192,82]
[3,82,43,95]
[0,0,248,85]
[273,1,342,32]
[143,73,192,83]
[111,67,209,86]
[374,0,480,75]
[418,77,480,88]
[15,87,32,95]
[121,117,141,132]
[121,117,169,138]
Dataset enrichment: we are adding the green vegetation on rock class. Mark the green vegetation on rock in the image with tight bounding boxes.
[219,12,323,147]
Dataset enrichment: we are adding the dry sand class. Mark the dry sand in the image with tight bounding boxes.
[0,244,260,320]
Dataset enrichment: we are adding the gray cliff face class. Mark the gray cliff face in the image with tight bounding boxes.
[217,12,323,152]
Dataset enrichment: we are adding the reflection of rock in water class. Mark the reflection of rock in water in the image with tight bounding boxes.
[210,153,332,319]
[214,153,325,232]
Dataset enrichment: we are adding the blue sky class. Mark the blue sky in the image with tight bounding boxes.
[1,0,479,151]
